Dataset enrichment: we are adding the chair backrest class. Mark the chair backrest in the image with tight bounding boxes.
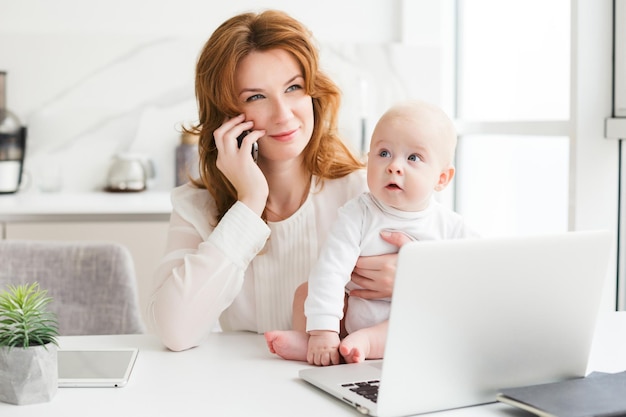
[0,240,145,335]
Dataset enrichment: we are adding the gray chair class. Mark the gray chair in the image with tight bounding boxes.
[0,240,145,335]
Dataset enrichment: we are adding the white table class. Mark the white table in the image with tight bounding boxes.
[2,312,626,417]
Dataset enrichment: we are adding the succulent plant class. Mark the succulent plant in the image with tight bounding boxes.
[0,283,59,349]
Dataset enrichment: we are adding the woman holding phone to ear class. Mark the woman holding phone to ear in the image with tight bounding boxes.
[148,9,411,352]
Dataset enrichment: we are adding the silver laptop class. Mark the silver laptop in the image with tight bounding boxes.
[299,231,613,417]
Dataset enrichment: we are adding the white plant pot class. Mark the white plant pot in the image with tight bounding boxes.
[0,343,58,405]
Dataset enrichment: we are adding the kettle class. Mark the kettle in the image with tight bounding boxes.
[105,153,156,192]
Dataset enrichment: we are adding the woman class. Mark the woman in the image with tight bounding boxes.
[148,10,408,352]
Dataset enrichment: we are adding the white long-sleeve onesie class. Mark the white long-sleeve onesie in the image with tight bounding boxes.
[305,192,477,335]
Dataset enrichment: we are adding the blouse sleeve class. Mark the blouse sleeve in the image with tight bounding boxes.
[147,186,270,351]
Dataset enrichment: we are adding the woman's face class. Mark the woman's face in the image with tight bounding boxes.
[235,49,314,165]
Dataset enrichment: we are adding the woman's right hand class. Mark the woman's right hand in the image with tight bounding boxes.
[349,230,414,299]
[213,114,268,215]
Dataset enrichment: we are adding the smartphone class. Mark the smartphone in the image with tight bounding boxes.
[237,130,258,163]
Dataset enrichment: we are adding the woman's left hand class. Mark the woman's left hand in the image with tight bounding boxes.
[349,230,413,299]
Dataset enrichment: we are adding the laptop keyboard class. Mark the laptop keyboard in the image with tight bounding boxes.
[342,380,380,403]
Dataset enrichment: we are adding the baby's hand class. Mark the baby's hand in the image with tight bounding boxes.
[307,330,340,366]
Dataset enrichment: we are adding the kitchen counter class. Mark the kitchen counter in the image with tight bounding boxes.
[0,191,172,222]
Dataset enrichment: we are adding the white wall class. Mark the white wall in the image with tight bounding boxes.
[1,1,447,193]
[0,0,401,117]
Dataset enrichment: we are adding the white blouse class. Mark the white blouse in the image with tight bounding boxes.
[148,170,368,351]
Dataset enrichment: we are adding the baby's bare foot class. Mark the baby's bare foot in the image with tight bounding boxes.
[264,330,309,362]
[339,332,370,363]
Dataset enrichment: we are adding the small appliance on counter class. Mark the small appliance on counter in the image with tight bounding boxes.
[175,131,199,186]
[0,71,27,194]
[105,153,156,192]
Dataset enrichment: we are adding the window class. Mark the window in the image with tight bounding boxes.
[403,0,619,310]
[454,0,571,236]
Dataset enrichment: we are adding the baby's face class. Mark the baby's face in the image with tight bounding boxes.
[366,113,453,212]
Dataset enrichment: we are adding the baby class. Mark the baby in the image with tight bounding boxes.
[265,100,477,365]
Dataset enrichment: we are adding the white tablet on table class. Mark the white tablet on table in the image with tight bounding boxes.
[58,348,139,388]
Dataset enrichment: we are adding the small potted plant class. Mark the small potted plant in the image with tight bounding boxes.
[0,283,60,405]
